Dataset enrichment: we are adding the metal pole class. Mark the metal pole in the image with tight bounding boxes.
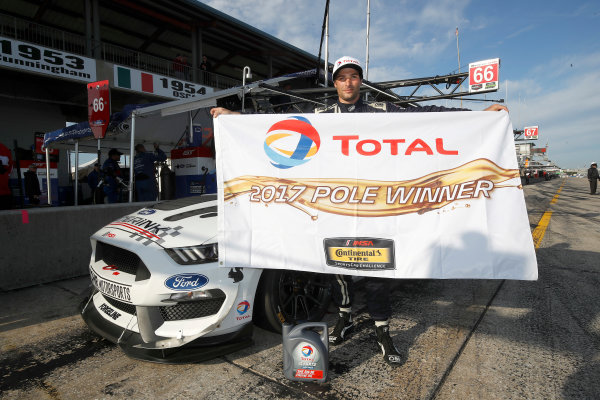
[129,112,136,203]
[74,141,79,206]
[324,10,329,87]
[365,0,370,81]
[242,66,251,112]
[45,147,51,206]
[189,111,194,145]
[456,27,462,108]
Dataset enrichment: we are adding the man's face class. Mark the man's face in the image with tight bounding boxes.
[334,67,362,104]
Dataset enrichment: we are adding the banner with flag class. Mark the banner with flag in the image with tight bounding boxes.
[113,65,212,99]
[215,112,538,280]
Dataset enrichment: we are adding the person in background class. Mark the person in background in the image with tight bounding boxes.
[87,163,104,204]
[24,164,41,206]
[0,159,12,209]
[200,55,211,84]
[587,162,599,194]
[134,143,166,202]
[102,149,124,203]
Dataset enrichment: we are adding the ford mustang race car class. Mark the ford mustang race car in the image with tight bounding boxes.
[81,194,331,362]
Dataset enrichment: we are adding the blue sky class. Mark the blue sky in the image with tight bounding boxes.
[201,0,600,169]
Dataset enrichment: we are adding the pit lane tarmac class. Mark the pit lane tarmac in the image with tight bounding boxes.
[1,177,599,399]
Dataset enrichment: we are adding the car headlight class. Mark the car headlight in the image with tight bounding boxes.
[165,243,218,265]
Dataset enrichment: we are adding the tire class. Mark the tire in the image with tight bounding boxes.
[254,269,331,333]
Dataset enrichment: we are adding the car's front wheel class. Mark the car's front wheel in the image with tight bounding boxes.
[254,269,331,333]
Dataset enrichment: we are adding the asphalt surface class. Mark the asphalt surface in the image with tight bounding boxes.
[1,177,598,399]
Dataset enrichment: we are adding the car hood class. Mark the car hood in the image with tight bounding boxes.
[100,194,218,248]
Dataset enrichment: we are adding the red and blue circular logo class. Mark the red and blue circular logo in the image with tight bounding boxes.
[237,300,250,315]
[301,345,313,357]
[264,116,320,169]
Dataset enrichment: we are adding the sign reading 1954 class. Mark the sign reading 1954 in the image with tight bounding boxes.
[0,36,96,82]
[114,65,213,99]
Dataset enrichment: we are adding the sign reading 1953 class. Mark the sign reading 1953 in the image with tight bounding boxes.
[0,36,96,82]
[114,65,213,100]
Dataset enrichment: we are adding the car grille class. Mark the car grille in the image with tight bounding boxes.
[95,241,145,277]
[159,297,225,321]
[104,295,137,315]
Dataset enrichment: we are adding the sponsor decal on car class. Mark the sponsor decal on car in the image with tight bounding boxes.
[164,273,209,291]
[323,238,395,270]
[102,231,116,238]
[228,267,244,283]
[102,265,120,275]
[107,215,183,246]
[99,303,122,320]
[236,300,251,320]
[138,209,156,215]
[91,269,132,302]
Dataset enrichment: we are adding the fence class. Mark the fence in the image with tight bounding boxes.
[0,13,240,90]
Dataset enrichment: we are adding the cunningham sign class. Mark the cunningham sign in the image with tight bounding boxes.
[215,112,537,280]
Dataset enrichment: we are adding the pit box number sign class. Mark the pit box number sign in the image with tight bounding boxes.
[524,126,539,140]
[468,58,499,93]
[88,80,110,139]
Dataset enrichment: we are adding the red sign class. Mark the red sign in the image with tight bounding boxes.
[88,80,110,139]
[34,132,59,155]
[524,126,539,140]
[468,58,500,93]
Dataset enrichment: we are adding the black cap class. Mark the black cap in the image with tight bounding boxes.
[108,148,123,156]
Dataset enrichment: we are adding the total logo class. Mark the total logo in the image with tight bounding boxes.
[264,116,320,169]
[301,345,313,357]
[236,300,251,320]
[296,342,319,363]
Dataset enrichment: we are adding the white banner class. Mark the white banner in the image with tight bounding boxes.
[0,36,96,82]
[215,112,537,280]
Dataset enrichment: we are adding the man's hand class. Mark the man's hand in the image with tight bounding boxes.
[210,107,240,118]
[483,104,508,112]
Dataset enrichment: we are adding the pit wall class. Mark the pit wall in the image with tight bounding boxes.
[0,203,152,291]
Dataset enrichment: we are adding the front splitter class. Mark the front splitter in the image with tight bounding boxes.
[81,294,253,364]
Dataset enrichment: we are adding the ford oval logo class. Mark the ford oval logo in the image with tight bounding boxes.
[138,209,156,215]
[164,273,209,291]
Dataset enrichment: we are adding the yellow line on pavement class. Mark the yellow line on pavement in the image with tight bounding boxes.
[532,211,553,249]
[531,179,565,248]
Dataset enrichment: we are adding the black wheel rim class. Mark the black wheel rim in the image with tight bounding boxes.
[277,271,330,323]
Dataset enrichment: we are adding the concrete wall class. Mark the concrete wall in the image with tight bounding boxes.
[0,203,153,291]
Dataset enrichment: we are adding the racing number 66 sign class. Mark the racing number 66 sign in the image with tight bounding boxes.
[88,80,110,139]
[469,58,499,93]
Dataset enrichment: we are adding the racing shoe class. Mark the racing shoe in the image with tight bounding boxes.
[329,311,354,345]
[375,324,403,366]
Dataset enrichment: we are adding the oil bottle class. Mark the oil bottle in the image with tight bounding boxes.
[282,322,328,382]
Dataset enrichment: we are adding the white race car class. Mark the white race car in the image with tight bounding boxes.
[81,194,331,362]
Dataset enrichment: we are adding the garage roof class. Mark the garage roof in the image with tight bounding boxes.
[0,0,322,80]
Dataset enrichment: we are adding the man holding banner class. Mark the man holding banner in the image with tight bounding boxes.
[315,56,507,366]
[211,56,511,366]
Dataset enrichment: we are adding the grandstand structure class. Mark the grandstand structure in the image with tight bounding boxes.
[0,0,321,186]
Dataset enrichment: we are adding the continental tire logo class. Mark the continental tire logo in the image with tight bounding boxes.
[324,238,395,270]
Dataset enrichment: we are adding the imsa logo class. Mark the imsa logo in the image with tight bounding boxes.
[324,237,395,270]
